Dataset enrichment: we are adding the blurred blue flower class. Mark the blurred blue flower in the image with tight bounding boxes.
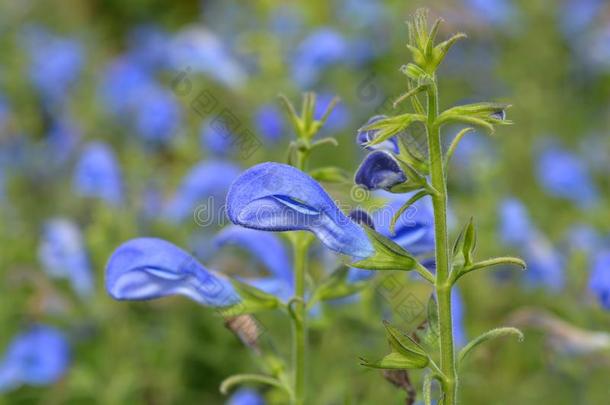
[313,92,350,133]
[0,95,9,131]
[566,224,602,255]
[465,0,516,27]
[452,288,467,347]
[227,388,265,405]
[292,29,348,86]
[0,325,70,392]
[523,235,565,292]
[356,115,398,153]
[338,0,385,29]
[355,150,406,191]
[226,162,373,259]
[164,160,241,223]
[38,218,94,298]
[134,85,181,143]
[169,28,246,88]
[46,117,80,164]
[22,26,84,106]
[73,142,123,205]
[499,198,533,247]
[127,25,170,70]
[98,56,153,118]
[214,226,293,300]
[589,250,610,309]
[559,0,603,35]
[254,105,285,142]
[106,237,239,306]
[536,144,598,207]
[200,120,233,156]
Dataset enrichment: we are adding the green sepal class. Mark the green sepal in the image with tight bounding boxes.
[361,113,426,147]
[452,217,476,271]
[309,166,350,184]
[436,102,512,133]
[400,63,428,81]
[350,226,416,271]
[360,351,428,370]
[310,267,368,304]
[219,279,281,316]
[458,327,524,366]
[383,321,429,363]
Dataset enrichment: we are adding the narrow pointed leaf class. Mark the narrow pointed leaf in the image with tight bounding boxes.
[384,321,428,361]
[458,327,524,365]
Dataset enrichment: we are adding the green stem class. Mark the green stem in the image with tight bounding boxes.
[291,235,308,405]
[426,80,458,404]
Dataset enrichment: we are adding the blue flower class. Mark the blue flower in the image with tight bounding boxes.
[214,226,293,292]
[134,85,181,143]
[589,250,610,309]
[227,388,265,405]
[313,92,350,133]
[559,0,603,35]
[565,224,601,255]
[169,28,246,88]
[22,26,84,106]
[452,288,467,347]
[354,150,406,191]
[164,160,241,223]
[0,325,70,392]
[498,198,533,247]
[46,117,80,165]
[106,237,239,306]
[536,144,598,207]
[200,121,233,156]
[73,142,123,205]
[523,235,565,292]
[292,29,348,86]
[465,0,517,27]
[254,105,285,142]
[98,56,153,118]
[38,218,94,298]
[356,115,398,153]
[126,24,170,70]
[226,162,373,259]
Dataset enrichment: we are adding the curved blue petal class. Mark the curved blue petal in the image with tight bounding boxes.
[105,238,240,307]
[0,325,70,392]
[214,226,293,288]
[38,218,94,298]
[164,160,241,222]
[589,250,610,310]
[73,142,123,205]
[356,115,398,153]
[227,387,265,405]
[355,150,406,191]
[227,162,373,259]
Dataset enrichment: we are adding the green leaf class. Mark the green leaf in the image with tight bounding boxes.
[219,279,281,316]
[350,226,416,271]
[360,351,428,370]
[383,321,428,361]
[458,327,524,365]
[309,166,350,184]
[310,267,368,304]
[451,256,526,284]
[462,217,476,267]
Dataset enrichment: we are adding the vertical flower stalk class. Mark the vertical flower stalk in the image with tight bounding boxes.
[291,234,309,405]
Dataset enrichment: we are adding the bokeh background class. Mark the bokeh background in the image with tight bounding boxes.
[0,0,609,404]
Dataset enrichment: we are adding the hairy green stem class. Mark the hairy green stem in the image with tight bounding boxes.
[292,236,308,405]
[426,80,458,404]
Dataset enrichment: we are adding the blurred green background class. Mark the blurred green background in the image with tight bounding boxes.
[0,0,609,404]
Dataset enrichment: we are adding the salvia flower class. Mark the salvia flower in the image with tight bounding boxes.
[38,218,94,298]
[164,160,241,223]
[106,237,239,306]
[355,150,406,191]
[73,142,123,205]
[536,143,598,207]
[523,235,565,292]
[0,325,70,392]
[499,198,533,247]
[200,121,233,156]
[227,387,265,405]
[226,162,374,259]
[134,85,181,143]
[589,250,610,310]
[98,56,153,118]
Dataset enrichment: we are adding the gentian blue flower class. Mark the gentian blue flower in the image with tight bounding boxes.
[200,120,233,156]
[169,28,246,88]
[134,85,181,143]
[0,325,70,392]
[22,26,84,107]
[536,143,598,207]
[164,160,241,223]
[106,237,239,306]
[254,105,285,142]
[227,387,265,405]
[356,115,398,153]
[73,142,123,205]
[589,250,610,309]
[498,198,533,247]
[214,226,293,300]
[292,28,348,86]
[38,218,94,298]
[354,150,406,191]
[226,162,374,259]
